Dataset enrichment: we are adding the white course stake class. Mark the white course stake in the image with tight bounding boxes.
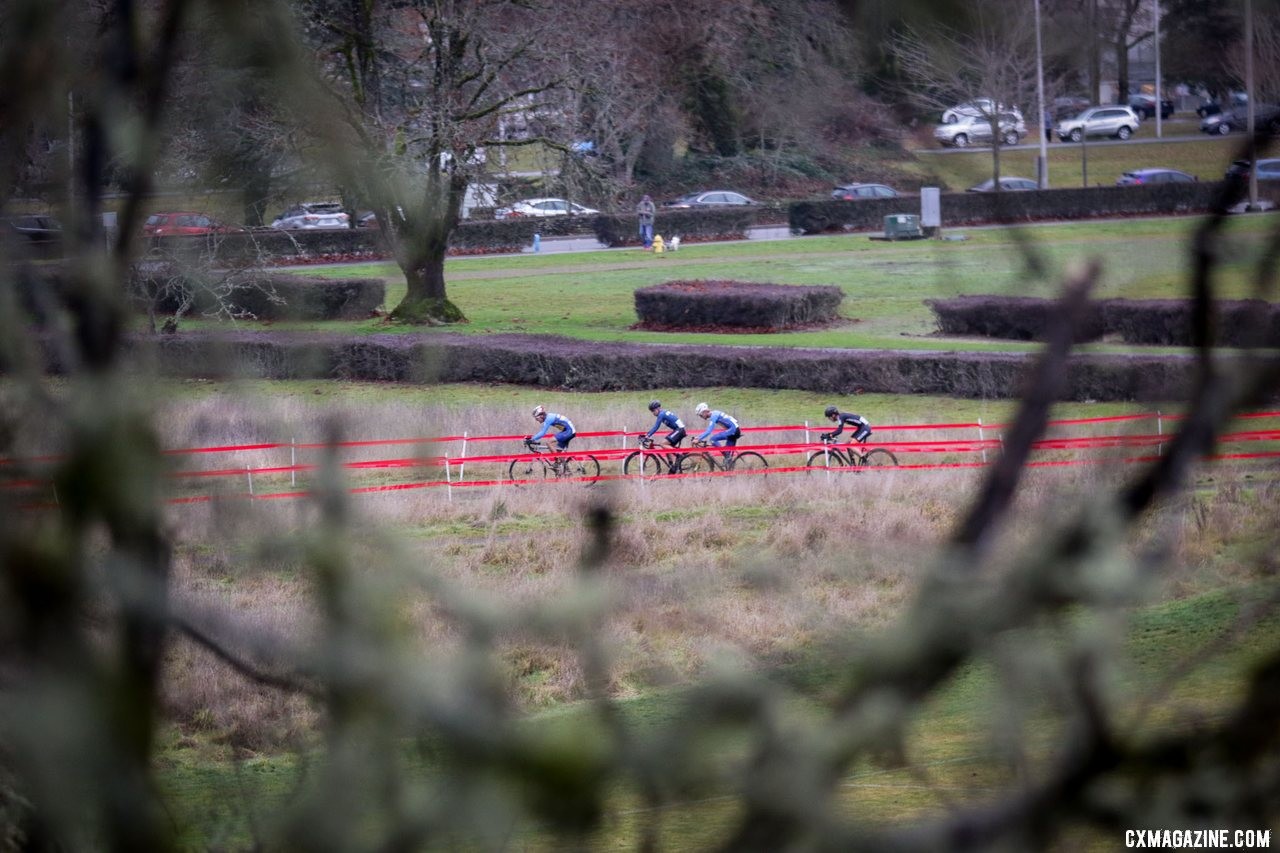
[246,465,254,496]
[978,419,987,464]
[445,455,452,502]
[459,431,468,483]
[290,436,297,488]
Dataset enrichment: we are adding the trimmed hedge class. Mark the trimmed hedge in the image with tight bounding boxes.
[592,208,757,248]
[634,280,843,330]
[130,265,384,321]
[790,182,1230,234]
[103,331,1280,403]
[928,295,1280,347]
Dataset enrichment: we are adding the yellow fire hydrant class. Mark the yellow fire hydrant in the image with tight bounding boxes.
[652,233,665,254]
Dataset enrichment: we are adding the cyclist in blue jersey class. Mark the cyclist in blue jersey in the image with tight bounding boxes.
[529,405,576,450]
[644,400,687,447]
[821,405,872,443]
[694,402,741,454]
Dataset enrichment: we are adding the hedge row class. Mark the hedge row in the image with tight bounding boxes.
[129,265,385,320]
[591,208,758,248]
[634,280,843,329]
[928,296,1280,347]
[96,331,1280,403]
[790,181,1228,234]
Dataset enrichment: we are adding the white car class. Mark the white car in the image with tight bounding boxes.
[271,202,350,230]
[934,113,1027,148]
[1055,106,1142,142]
[942,99,1022,124]
[494,198,599,219]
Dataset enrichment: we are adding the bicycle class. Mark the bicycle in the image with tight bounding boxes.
[622,436,705,477]
[508,438,601,485]
[680,439,768,475]
[805,435,898,470]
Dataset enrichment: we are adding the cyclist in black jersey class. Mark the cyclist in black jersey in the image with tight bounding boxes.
[821,405,872,443]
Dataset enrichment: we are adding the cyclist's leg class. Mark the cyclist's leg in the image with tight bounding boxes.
[854,423,872,443]
[665,428,687,472]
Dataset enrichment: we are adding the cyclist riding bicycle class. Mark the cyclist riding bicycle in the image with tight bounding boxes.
[821,405,872,443]
[529,405,576,451]
[644,400,687,447]
[694,402,741,454]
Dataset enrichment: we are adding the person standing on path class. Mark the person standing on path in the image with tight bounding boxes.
[636,194,655,249]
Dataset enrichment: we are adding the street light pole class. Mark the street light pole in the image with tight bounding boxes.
[1035,0,1049,188]
[1246,0,1259,210]
[1153,0,1163,138]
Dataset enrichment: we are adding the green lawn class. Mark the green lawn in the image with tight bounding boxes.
[249,215,1279,354]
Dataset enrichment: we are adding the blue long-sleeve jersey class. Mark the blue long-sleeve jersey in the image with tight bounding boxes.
[696,411,739,441]
[646,409,685,437]
[531,413,575,442]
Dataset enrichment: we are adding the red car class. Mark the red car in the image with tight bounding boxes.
[143,211,241,236]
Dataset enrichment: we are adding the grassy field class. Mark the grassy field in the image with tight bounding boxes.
[214,215,1280,356]
[48,203,1279,845]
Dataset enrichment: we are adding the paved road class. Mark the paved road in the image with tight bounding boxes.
[915,131,1229,155]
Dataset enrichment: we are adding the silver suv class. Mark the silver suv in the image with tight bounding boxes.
[1054,106,1141,142]
[933,112,1027,148]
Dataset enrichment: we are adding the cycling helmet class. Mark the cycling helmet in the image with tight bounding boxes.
[648,400,662,412]
[532,405,546,419]
[695,402,710,416]
[824,405,839,418]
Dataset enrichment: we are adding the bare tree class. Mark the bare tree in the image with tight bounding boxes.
[890,1,1040,186]
[287,0,571,325]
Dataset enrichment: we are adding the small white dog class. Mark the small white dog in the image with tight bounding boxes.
[669,235,681,252]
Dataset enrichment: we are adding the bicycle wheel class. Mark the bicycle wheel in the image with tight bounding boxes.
[623,450,664,478]
[729,451,768,473]
[508,457,545,484]
[859,448,899,468]
[678,453,713,475]
[562,455,601,484]
[806,449,848,469]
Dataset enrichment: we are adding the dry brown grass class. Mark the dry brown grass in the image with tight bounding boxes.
[126,395,1274,753]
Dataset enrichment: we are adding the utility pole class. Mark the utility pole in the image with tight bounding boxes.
[1245,0,1259,210]
[1153,0,1163,138]
[1035,0,1050,187]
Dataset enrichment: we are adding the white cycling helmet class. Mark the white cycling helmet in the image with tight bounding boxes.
[532,405,546,419]
[695,402,710,416]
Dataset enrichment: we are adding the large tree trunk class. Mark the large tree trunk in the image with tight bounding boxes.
[388,171,467,325]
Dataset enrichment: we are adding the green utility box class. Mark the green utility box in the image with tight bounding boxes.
[883,213,923,240]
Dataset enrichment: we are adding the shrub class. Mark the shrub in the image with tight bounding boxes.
[130,264,384,321]
[134,332,1280,402]
[634,280,844,331]
[592,208,757,248]
[928,296,1279,347]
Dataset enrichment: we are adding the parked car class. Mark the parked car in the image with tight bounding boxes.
[3,214,62,245]
[1199,104,1280,135]
[1115,168,1196,186]
[941,99,1022,124]
[661,190,757,209]
[967,176,1038,192]
[493,198,599,218]
[1224,158,1280,181]
[831,183,899,201]
[143,211,241,236]
[270,202,350,230]
[1196,92,1248,118]
[1127,94,1174,120]
[934,112,1027,148]
[1051,96,1091,122]
[1055,105,1141,141]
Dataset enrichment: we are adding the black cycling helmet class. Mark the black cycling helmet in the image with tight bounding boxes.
[648,400,662,411]
[824,405,839,418]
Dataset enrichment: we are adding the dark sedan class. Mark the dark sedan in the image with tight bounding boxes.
[1115,168,1196,186]
[830,183,898,201]
[1128,94,1174,120]
[662,190,757,209]
[1225,158,1280,181]
[1200,104,1280,135]
[967,177,1038,192]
